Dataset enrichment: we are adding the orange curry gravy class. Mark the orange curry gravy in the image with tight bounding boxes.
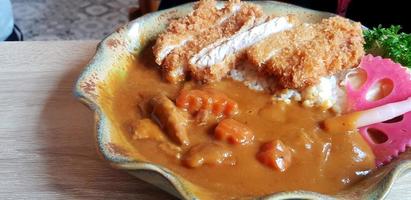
[98,50,375,199]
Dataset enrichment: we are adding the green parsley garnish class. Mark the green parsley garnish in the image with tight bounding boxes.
[364,25,411,67]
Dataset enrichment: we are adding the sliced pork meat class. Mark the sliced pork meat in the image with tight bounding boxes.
[189,15,295,82]
[152,0,297,83]
[161,2,263,83]
[153,0,237,66]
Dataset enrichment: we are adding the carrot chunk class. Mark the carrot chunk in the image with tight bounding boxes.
[212,98,227,117]
[224,100,239,117]
[214,119,254,145]
[176,89,239,119]
[176,90,207,113]
[256,140,292,172]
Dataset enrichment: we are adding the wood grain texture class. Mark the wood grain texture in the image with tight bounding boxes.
[0,41,176,200]
[0,41,409,200]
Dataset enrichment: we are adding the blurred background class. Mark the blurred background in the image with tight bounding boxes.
[1,0,409,41]
[9,0,136,40]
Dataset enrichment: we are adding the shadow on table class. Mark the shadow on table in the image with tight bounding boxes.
[37,62,177,199]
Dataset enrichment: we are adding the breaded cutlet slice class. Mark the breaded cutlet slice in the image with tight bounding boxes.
[162,2,263,83]
[153,0,239,66]
[189,15,296,82]
[249,16,364,89]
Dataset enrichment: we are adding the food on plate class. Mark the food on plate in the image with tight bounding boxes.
[153,0,297,83]
[153,0,265,83]
[323,97,411,132]
[214,118,255,145]
[183,142,236,168]
[150,94,190,145]
[98,0,411,199]
[176,89,239,119]
[248,16,364,89]
[342,55,411,166]
[256,140,293,172]
[364,25,411,67]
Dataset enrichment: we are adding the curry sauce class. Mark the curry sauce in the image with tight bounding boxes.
[98,49,375,199]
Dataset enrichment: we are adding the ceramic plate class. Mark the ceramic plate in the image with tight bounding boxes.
[74,1,411,199]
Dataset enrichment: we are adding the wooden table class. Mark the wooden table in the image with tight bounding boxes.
[0,41,409,199]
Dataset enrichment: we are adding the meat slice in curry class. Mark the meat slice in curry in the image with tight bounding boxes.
[150,94,190,145]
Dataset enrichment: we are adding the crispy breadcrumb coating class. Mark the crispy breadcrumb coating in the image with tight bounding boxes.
[247,16,310,68]
[155,0,263,83]
[153,0,364,90]
[153,0,229,65]
[249,16,365,89]
[189,15,295,82]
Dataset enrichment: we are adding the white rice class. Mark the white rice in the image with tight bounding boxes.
[300,76,342,110]
[229,61,410,113]
[229,63,347,112]
[229,62,277,92]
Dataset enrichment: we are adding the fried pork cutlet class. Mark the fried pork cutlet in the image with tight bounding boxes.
[247,16,365,89]
[153,0,230,66]
[189,15,296,82]
[161,2,263,83]
[153,0,297,83]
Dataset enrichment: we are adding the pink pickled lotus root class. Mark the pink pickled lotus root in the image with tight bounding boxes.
[359,113,411,167]
[346,55,411,166]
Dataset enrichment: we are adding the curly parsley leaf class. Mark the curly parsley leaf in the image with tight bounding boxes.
[364,25,411,67]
